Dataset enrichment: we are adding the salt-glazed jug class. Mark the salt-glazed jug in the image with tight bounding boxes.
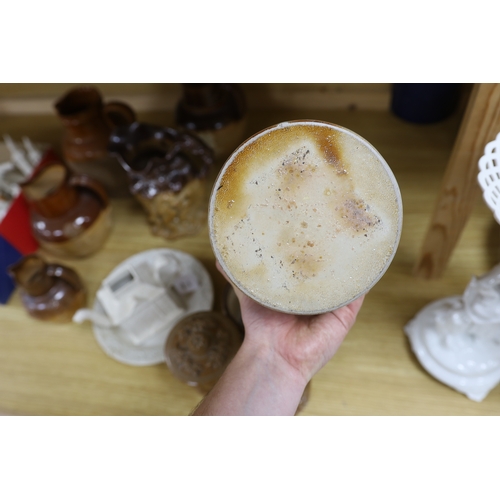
[20,162,112,258]
[55,86,136,197]
[108,122,214,240]
[8,254,86,322]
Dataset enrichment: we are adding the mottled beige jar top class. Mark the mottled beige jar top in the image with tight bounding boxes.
[209,120,403,315]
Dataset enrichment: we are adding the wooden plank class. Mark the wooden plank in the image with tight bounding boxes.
[0,93,180,115]
[0,83,391,115]
[0,82,390,98]
[245,87,390,111]
[414,83,500,279]
[0,83,180,98]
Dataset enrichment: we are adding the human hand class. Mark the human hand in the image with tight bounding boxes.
[191,262,364,415]
[217,260,365,384]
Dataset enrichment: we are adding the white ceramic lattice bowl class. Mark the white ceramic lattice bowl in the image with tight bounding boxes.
[478,132,500,224]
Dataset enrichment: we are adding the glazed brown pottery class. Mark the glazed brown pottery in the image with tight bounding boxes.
[108,122,214,240]
[164,311,243,394]
[8,254,86,322]
[21,162,112,258]
[55,86,136,197]
[175,83,246,163]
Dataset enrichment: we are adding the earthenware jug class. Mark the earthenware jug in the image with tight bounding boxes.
[108,122,214,240]
[55,86,136,197]
[175,83,246,163]
[21,162,112,258]
[8,254,86,322]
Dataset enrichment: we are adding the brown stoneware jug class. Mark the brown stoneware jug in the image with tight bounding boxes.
[175,83,246,164]
[21,162,112,258]
[164,311,243,394]
[8,254,86,322]
[55,86,136,197]
[108,122,214,240]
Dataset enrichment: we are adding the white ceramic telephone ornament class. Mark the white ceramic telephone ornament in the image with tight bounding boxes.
[73,249,214,366]
[74,254,191,338]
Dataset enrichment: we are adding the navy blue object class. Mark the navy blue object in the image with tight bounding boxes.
[0,235,22,304]
[391,83,462,124]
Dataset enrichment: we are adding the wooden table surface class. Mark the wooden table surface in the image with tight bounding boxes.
[1,107,499,416]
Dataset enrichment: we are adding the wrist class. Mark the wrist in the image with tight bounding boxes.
[191,335,309,416]
[235,336,309,413]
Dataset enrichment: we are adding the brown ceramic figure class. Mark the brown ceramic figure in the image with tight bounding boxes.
[164,311,243,394]
[55,86,136,197]
[21,162,112,258]
[175,83,246,163]
[8,254,86,322]
[108,122,214,240]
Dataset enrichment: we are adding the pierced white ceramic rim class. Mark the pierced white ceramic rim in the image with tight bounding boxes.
[478,131,500,224]
[208,120,403,315]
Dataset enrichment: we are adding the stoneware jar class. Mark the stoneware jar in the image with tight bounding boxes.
[108,121,214,240]
[175,83,246,163]
[21,162,112,259]
[55,86,136,197]
[164,311,243,394]
[8,254,86,322]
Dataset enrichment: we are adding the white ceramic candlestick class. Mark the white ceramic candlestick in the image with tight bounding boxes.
[405,264,500,401]
[406,132,500,402]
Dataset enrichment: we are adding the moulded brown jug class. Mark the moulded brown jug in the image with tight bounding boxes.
[21,162,112,259]
[8,254,86,322]
[55,86,136,197]
[108,122,214,240]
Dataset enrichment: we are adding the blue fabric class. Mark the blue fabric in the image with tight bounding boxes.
[391,83,462,124]
[0,235,22,304]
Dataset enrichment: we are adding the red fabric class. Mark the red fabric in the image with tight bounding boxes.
[0,148,60,255]
[0,193,38,254]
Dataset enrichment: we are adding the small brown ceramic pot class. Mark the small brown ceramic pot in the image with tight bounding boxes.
[8,254,86,322]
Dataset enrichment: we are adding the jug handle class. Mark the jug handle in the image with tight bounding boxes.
[103,101,136,128]
[69,174,109,206]
[46,264,84,292]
